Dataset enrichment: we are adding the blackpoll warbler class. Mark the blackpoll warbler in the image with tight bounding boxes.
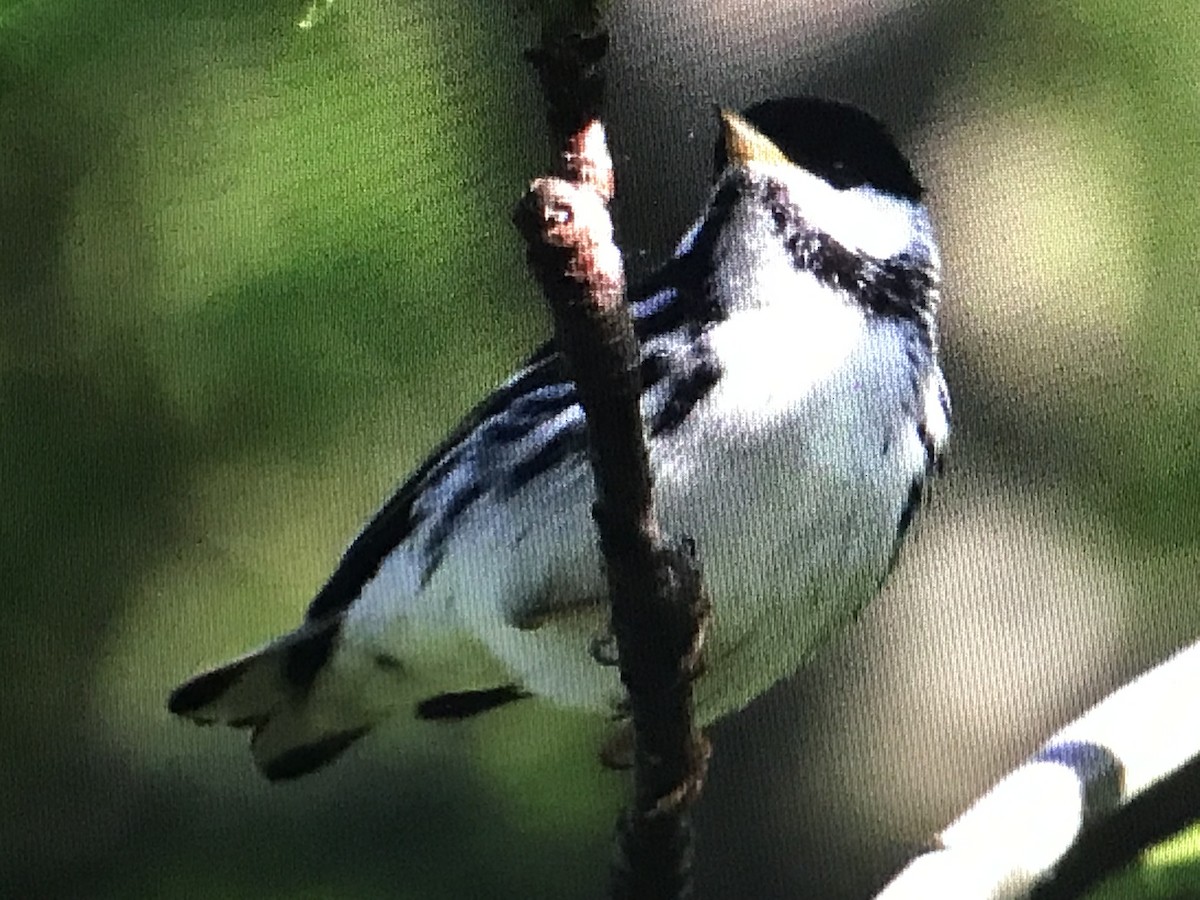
[169,97,950,781]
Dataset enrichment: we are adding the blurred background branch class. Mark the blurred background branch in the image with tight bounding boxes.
[878,641,1200,898]
[2,0,1197,897]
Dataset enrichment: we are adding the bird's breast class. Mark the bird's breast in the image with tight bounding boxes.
[644,296,931,716]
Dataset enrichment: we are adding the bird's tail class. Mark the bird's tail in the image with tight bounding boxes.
[168,614,377,781]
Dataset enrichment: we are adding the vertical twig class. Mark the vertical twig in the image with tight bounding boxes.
[513,23,711,900]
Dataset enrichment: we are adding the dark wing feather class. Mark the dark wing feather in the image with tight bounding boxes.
[303,237,716,622]
[305,345,565,620]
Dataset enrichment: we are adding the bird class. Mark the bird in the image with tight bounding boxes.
[168,96,950,782]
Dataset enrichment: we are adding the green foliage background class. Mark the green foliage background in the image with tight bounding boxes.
[1,0,1197,897]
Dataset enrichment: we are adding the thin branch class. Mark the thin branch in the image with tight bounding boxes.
[513,24,711,900]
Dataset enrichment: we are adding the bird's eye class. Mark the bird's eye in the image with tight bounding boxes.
[824,159,862,190]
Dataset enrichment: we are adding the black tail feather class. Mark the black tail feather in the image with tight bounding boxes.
[168,660,252,719]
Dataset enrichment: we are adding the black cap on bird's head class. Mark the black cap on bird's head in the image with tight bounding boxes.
[714,97,924,203]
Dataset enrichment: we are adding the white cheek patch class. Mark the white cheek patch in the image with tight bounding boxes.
[767,163,935,262]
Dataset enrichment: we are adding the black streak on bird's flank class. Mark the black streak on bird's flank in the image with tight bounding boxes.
[416,685,532,720]
[651,341,723,436]
[501,420,590,497]
[915,420,937,473]
[883,477,926,581]
[895,478,924,544]
[638,349,673,390]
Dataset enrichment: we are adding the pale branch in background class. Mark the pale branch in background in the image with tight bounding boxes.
[876,640,1200,899]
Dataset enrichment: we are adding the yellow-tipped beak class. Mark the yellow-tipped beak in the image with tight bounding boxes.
[718,108,790,167]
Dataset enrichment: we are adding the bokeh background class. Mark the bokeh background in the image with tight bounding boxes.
[3,0,1198,897]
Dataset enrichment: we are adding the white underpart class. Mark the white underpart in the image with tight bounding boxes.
[341,165,945,724]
